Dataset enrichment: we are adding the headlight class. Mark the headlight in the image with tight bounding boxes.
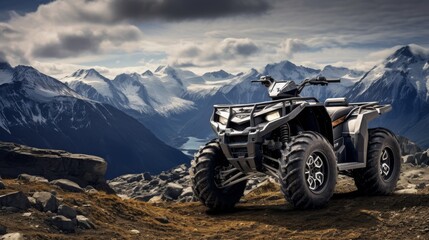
[265,111,281,121]
[218,115,228,125]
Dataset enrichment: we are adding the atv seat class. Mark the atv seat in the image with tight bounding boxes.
[324,98,354,126]
[325,106,354,121]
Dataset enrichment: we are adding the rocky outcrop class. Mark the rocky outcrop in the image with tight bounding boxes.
[397,136,422,155]
[403,149,429,166]
[0,192,30,210]
[0,142,107,186]
[109,164,271,203]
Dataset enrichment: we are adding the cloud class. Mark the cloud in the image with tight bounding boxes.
[281,39,311,58]
[109,0,273,21]
[169,38,260,68]
[32,31,103,58]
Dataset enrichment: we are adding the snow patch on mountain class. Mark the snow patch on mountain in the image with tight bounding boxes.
[63,69,114,98]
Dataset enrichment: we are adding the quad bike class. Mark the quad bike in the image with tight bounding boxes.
[190,75,401,210]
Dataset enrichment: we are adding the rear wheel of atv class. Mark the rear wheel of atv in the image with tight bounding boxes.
[279,131,337,209]
[190,140,246,211]
[352,128,401,195]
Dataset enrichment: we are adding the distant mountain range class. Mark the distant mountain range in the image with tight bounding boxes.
[0,63,189,178]
[0,44,428,178]
[59,44,429,148]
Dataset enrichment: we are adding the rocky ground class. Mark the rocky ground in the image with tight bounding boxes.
[1,163,429,239]
[1,139,428,239]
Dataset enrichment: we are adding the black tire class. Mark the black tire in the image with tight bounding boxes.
[279,131,337,209]
[352,128,401,195]
[190,140,246,211]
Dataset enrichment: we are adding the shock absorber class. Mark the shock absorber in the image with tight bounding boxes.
[280,123,290,144]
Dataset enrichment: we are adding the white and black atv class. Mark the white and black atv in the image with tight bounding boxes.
[190,76,401,211]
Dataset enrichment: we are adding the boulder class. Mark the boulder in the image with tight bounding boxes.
[179,187,194,198]
[133,193,158,202]
[0,191,30,210]
[0,233,24,240]
[397,136,422,155]
[33,192,58,212]
[162,183,183,200]
[58,204,77,219]
[17,174,48,183]
[76,215,95,229]
[126,174,143,183]
[0,142,107,186]
[419,150,429,165]
[403,155,416,165]
[143,172,152,181]
[50,179,83,192]
[48,215,76,233]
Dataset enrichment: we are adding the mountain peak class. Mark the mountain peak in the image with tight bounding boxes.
[142,70,153,76]
[0,61,12,70]
[71,68,105,79]
[391,44,429,60]
[202,69,233,80]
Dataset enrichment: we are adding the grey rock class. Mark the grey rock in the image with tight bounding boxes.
[158,173,169,181]
[84,186,98,194]
[148,179,159,186]
[420,150,429,165]
[0,233,24,240]
[397,136,422,155]
[48,215,76,233]
[162,183,183,200]
[127,174,143,183]
[76,215,95,229]
[0,225,6,235]
[179,187,193,198]
[416,183,426,189]
[22,212,31,217]
[58,204,77,219]
[0,142,107,186]
[17,174,48,183]
[0,181,4,190]
[0,191,30,210]
[133,193,158,202]
[50,179,83,192]
[155,216,169,224]
[143,172,152,181]
[33,192,58,212]
[27,197,37,206]
[403,155,416,165]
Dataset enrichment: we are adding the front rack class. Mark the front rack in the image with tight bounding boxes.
[214,97,319,127]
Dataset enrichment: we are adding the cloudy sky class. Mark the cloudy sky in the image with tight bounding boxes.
[0,0,428,78]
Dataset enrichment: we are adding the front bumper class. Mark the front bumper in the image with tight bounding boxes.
[210,97,319,173]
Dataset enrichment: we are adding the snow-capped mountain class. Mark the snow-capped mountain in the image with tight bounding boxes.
[62,69,129,110]
[60,61,368,148]
[59,45,429,150]
[0,63,189,178]
[202,70,234,81]
[347,45,429,147]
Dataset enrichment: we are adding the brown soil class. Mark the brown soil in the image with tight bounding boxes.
[1,165,429,240]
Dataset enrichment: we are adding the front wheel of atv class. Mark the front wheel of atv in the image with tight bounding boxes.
[190,140,246,211]
[279,131,337,209]
[352,128,401,195]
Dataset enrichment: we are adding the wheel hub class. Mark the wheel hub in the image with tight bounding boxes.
[380,148,392,180]
[305,153,326,192]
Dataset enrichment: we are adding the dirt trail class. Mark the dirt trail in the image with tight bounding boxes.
[1,165,429,239]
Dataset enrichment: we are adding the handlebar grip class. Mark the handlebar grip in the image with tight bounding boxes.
[326,79,341,83]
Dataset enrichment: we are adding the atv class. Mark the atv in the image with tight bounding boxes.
[190,75,401,210]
